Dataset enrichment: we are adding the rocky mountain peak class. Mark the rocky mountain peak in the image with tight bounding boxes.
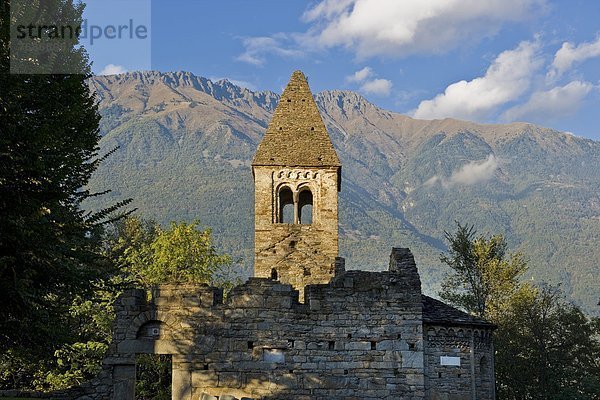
[85,69,600,315]
[90,70,280,112]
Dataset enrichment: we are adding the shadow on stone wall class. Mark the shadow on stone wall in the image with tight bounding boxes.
[10,248,494,400]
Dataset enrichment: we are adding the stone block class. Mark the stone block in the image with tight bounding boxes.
[191,371,219,387]
[303,373,324,389]
[218,372,242,388]
[345,341,371,351]
[172,366,192,400]
[402,351,424,369]
[112,365,135,400]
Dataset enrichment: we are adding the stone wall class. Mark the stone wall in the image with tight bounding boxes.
[64,249,428,400]
[26,248,495,400]
[423,326,495,400]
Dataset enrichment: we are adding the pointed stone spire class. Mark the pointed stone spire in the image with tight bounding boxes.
[252,70,341,167]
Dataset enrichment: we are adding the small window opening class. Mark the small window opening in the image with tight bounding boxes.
[408,342,416,350]
[458,373,462,378]
[278,187,294,223]
[480,356,488,375]
[438,372,442,378]
[347,334,352,339]
[289,240,296,249]
[248,341,254,349]
[328,341,335,350]
[370,341,377,350]
[136,354,172,399]
[203,364,209,371]
[270,268,278,280]
[298,189,313,224]
[343,369,349,375]
[288,339,295,348]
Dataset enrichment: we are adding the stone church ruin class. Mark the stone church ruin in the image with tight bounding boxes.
[62,71,496,400]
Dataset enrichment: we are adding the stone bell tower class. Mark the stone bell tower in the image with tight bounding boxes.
[252,70,341,300]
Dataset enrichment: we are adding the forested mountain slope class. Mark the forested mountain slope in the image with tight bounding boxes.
[86,71,600,314]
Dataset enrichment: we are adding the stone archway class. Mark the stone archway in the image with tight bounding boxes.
[112,310,193,400]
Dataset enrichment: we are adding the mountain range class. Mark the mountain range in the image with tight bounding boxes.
[86,71,600,315]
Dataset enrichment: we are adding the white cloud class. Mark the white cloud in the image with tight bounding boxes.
[502,81,594,122]
[345,67,393,96]
[426,154,499,188]
[449,154,499,186]
[303,0,355,21]
[413,41,543,121]
[236,35,303,66]
[99,64,127,75]
[359,78,393,96]
[346,66,373,83]
[548,37,600,79]
[302,0,546,58]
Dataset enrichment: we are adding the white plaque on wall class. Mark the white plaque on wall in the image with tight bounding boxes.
[440,356,461,366]
[263,349,285,363]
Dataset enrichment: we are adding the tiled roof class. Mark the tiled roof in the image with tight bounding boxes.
[422,295,495,328]
[252,70,341,167]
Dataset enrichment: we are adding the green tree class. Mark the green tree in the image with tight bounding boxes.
[31,217,238,393]
[440,223,600,399]
[0,0,130,389]
[440,223,528,319]
[135,354,172,400]
[495,286,600,400]
[31,279,120,391]
[122,219,233,287]
[109,217,237,399]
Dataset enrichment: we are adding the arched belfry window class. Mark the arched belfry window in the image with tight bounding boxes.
[298,189,313,225]
[278,186,294,223]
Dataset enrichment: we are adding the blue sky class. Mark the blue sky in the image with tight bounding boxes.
[84,0,600,140]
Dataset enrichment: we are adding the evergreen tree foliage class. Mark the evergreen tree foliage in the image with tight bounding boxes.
[0,0,131,388]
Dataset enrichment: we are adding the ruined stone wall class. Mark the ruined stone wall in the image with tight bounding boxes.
[423,325,495,400]
[76,251,424,400]
[46,248,496,400]
[254,166,339,300]
[157,276,421,400]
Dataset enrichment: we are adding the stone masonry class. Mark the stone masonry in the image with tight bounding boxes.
[253,71,341,301]
[47,248,495,400]
[34,71,496,400]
